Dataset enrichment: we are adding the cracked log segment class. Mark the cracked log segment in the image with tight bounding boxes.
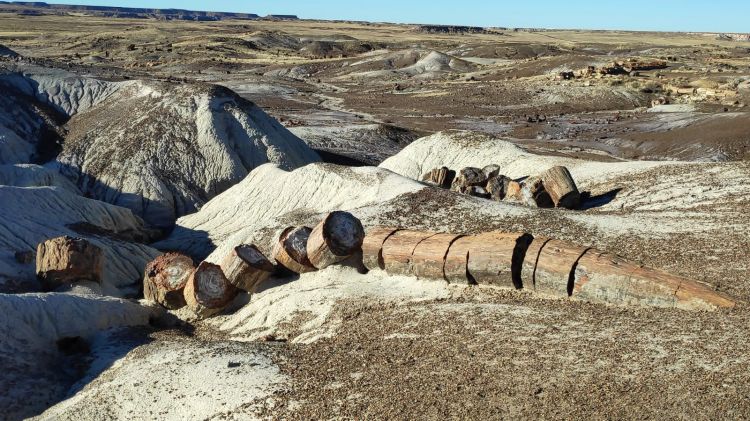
[571,249,735,310]
[306,211,365,270]
[533,239,589,298]
[421,167,455,189]
[273,226,316,274]
[184,261,238,318]
[540,166,580,209]
[382,230,438,275]
[220,244,275,293]
[143,252,194,309]
[36,236,104,290]
[412,233,463,281]
[362,227,402,271]
[442,232,532,287]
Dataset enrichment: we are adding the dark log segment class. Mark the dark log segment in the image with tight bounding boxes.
[533,239,589,298]
[520,236,552,291]
[273,226,316,274]
[220,244,275,293]
[540,166,580,209]
[306,211,365,269]
[412,233,462,281]
[143,252,194,309]
[381,230,437,275]
[36,236,104,290]
[183,261,238,318]
[521,176,554,208]
[362,227,402,271]
[444,236,475,285]
[572,250,735,310]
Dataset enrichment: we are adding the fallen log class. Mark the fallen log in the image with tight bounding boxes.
[382,230,437,275]
[540,166,580,209]
[273,226,316,274]
[36,236,104,290]
[306,211,365,269]
[520,235,552,291]
[362,227,402,271]
[220,244,275,293]
[533,239,589,298]
[443,236,475,284]
[412,233,462,281]
[571,250,734,310]
[183,261,238,318]
[465,232,532,288]
[143,252,194,309]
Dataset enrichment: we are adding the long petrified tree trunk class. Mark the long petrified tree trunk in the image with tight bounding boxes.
[381,230,437,275]
[273,226,316,274]
[183,261,238,318]
[143,252,194,309]
[36,236,104,290]
[220,244,275,293]
[306,211,365,270]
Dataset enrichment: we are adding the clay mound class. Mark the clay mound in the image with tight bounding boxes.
[53,80,320,229]
[402,51,477,75]
[0,185,160,295]
[348,50,477,79]
[154,163,425,260]
[0,44,19,58]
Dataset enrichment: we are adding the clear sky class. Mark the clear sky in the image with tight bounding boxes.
[47,0,750,33]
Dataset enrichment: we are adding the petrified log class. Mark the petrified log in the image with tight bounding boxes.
[533,239,589,298]
[519,235,552,290]
[540,166,580,209]
[505,180,523,202]
[36,236,104,289]
[486,175,511,201]
[465,232,533,288]
[571,249,734,310]
[220,244,275,292]
[412,233,462,280]
[273,226,316,274]
[143,252,194,309]
[381,230,437,275]
[183,261,238,318]
[521,176,554,208]
[306,211,365,269]
[443,236,475,284]
[422,167,456,189]
[362,227,402,271]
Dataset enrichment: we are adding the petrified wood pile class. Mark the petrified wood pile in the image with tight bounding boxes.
[362,227,735,311]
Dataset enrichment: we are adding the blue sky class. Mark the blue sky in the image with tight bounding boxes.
[49,0,750,33]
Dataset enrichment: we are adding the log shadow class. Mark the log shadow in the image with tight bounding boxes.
[578,188,622,210]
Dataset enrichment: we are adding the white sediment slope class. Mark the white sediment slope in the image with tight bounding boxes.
[52,80,320,228]
[0,185,160,295]
[0,164,81,193]
[155,163,424,260]
[0,293,154,421]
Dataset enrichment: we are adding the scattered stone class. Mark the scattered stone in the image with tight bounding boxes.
[486,174,511,201]
[421,167,456,189]
[451,167,487,192]
[36,236,104,290]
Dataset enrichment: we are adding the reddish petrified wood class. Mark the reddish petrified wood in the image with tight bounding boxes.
[273,226,316,274]
[362,227,402,271]
[220,244,275,293]
[381,230,437,275]
[412,233,462,281]
[143,252,194,309]
[306,211,365,270]
[183,261,238,318]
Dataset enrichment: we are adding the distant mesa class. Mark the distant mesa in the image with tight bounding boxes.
[415,24,490,34]
[0,2,299,21]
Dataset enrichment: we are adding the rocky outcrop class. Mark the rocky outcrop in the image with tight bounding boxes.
[53,80,320,228]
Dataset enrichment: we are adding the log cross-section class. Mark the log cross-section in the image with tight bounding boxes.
[306,211,365,270]
[184,261,238,318]
[273,226,317,274]
[143,252,194,309]
[220,244,275,293]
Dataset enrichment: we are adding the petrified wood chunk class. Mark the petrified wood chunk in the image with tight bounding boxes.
[486,175,511,201]
[533,239,589,298]
[381,230,437,275]
[540,166,580,209]
[412,233,462,281]
[521,176,554,208]
[362,227,402,271]
[443,236,475,285]
[571,250,734,310]
[143,252,194,309]
[220,244,275,292]
[505,180,523,202]
[451,167,487,191]
[422,167,456,189]
[307,211,365,269]
[273,226,316,274]
[519,235,552,291]
[482,164,501,180]
[183,261,238,318]
[36,236,104,289]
